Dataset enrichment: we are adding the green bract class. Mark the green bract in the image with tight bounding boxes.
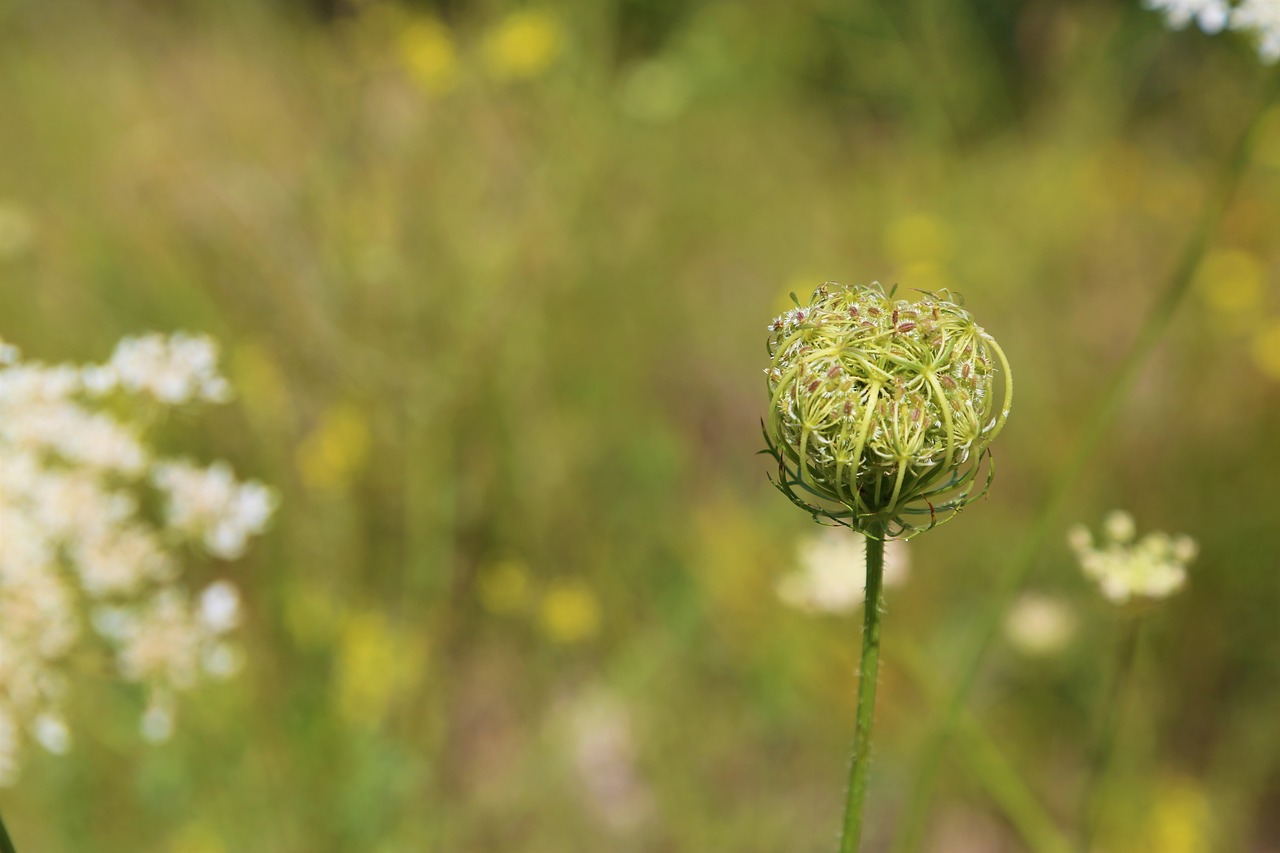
[763,282,1012,537]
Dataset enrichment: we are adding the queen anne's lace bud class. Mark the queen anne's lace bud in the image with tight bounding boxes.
[763,282,1011,536]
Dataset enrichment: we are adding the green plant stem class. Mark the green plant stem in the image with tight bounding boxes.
[840,527,887,853]
[0,810,18,853]
[1079,620,1142,853]
[892,69,1280,853]
[895,642,1073,853]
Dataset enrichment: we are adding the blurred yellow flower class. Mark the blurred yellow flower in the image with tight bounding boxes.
[296,403,371,491]
[335,610,423,725]
[398,16,459,94]
[1140,776,1211,853]
[1195,248,1264,315]
[481,11,564,81]
[168,822,225,853]
[885,213,952,265]
[1251,317,1280,380]
[539,581,600,644]
[478,558,532,614]
[899,260,953,295]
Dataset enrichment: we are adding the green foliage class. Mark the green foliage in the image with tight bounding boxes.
[2,1,1280,850]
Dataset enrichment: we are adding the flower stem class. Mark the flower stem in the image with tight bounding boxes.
[0,810,18,853]
[1079,619,1142,853]
[840,526,886,853]
[891,68,1280,853]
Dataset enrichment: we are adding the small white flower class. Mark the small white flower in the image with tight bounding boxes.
[198,581,241,634]
[1104,510,1136,545]
[1005,594,1078,657]
[32,714,70,755]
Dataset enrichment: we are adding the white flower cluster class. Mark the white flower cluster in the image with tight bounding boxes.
[0,333,274,783]
[1067,510,1198,606]
[1144,0,1280,63]
[777,525,910,614]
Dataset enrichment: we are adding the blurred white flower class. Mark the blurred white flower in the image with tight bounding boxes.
[777,526,910,614]
[563,690,653,833]
[1068,512,1197,605]
[89,333,231,404]
[1232,0,1280,61]
[1143,0,1231,32]
[198,581,242,633]
[0,332,273,779]
[1004,594,1078,657]
[32,714,70,755]
[1145,0,1280,62]
[154,461,277,559]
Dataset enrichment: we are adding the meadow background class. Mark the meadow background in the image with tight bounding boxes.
[2,0,1280,850]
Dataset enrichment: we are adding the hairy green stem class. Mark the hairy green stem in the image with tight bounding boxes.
[892,69,1280,853]
[1079,620,1142,853]
[0,810,17,853]
[840,527,886,853]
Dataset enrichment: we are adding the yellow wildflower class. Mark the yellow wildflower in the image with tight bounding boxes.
[398,16,459,94]
[481,11,564,81]
[1251,317,1280,380]
[539,581,601,644]
[296,403,371,491]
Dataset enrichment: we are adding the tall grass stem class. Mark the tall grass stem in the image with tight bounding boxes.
[896,642,1073,853]
[892,68,1280,853]
[1079,620,1142,853]
[0,811,17,853]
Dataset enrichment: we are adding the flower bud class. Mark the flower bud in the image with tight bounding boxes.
[762,282,1011,536]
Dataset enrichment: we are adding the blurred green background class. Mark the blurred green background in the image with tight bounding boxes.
[2,0,1280,850]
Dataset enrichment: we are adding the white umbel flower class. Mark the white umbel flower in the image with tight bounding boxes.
[1068,512,1197,605]
[0,332,274,781]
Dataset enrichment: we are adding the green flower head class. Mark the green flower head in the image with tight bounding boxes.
[763,282,1012,537]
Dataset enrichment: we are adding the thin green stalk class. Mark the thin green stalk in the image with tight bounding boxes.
[0,811,17,853]
[895,642,1073,853]
[892,69,1280,853]
[1079,620,1142,853]
[840,526,886,853]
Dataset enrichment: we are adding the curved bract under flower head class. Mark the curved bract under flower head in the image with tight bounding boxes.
[762,282,1012,537]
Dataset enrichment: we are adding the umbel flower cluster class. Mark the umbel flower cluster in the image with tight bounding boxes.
[763,283,1011,537]
[1068,510,1198,605]
[0,333,275,783]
